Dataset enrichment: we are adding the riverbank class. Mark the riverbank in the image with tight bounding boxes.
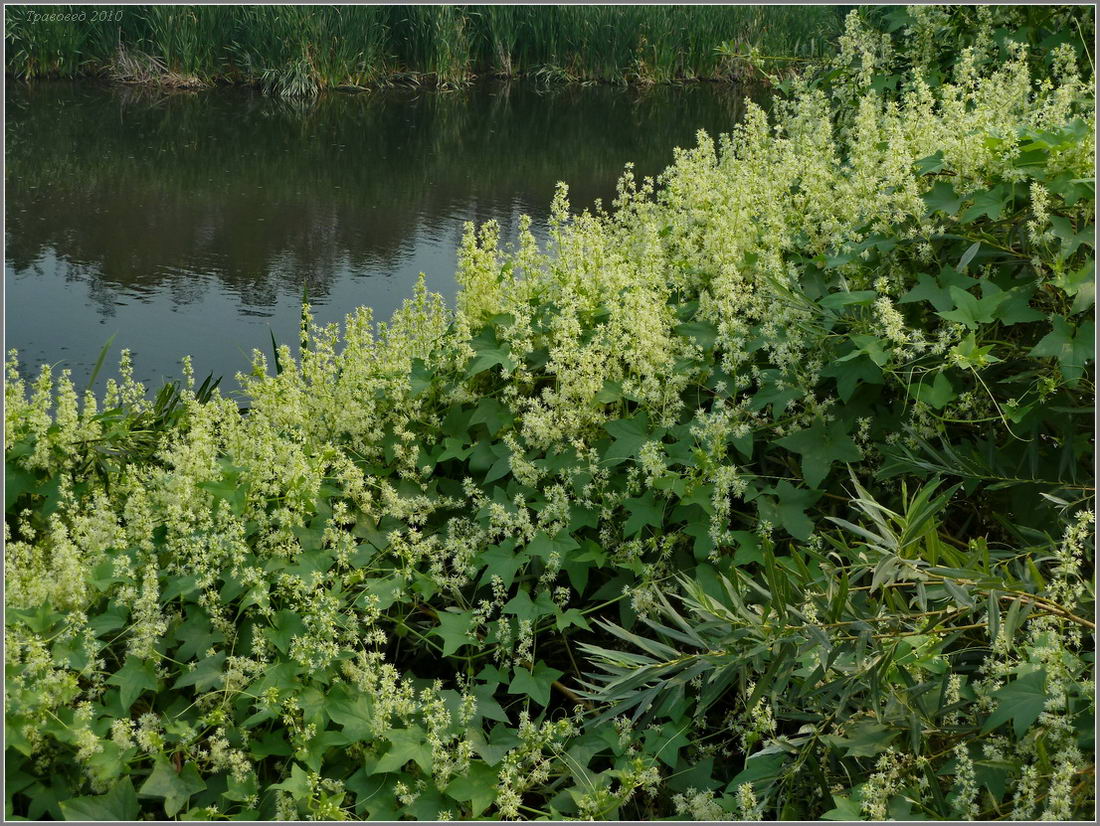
[5,5,845,94]
[5,6,1095,821]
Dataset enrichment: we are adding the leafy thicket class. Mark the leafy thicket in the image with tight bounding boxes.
[4,5,843,94]
[5,6,1095,821]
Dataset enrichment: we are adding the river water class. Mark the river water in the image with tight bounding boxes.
[5,80,755,392]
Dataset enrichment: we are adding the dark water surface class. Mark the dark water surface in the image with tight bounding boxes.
[6,80,756,391]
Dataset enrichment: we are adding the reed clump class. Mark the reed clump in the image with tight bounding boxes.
[5,5,846,95]
[107,45,206,89]
[4,6,1095,821]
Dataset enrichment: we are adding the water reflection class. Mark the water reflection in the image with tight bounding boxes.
[5,80,757,389]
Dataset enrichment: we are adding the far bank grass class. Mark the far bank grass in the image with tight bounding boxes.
[5,5,846,94]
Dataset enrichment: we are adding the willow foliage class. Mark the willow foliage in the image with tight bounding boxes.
[5,6,1095,821]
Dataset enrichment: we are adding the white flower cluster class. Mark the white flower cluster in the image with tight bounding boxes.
[494,713,577,818]
[2,9,1092,817]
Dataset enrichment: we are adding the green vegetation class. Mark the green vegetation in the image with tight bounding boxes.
[5,5,1095,822]
[5,5,845,93]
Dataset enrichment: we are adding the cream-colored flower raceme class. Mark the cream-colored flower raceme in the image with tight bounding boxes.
[673,788,731,821]
[2,10,1093,818]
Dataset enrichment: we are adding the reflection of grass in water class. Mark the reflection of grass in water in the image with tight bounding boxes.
[5,81,759,304]
[7,81,758,197]
[5,5,845,92]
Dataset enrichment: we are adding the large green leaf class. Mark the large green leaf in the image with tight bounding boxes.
[603,411,657,466]
[106,657,158,711]
[1050,215,1094,261]
[465,329,516,377]
[823,720,899,757]
[526,530,580,562]
[325,690,375,742]
[433,609,476,657]
[469,398,512,436]
[728,749,788,788]
[138,760,207,817]
[913,151,945,175]
[59,778,139,821]
[821,794,863,820]
[408,357,433,396]
[477,539,528,588]
[900,267,978,312]
[437,436,473,462]
[502,588,556,624]
[756,482,822,541]
[446,762,499,817]
[960,184,1009,221]
[819,289,878,312]
[269,763,312,800]
[749,369,804,418]
[991,285,1044,325]
[508,662,563,707]
[775,419,862,488]
[821,354,882,402]
[642,720,692,769]
[923,180,964,215]
[172,652,226,691]
[5,459,39,513]
[1029,316,1094,383]
[675,320,719,350]
[375,726,433,773]
[910,372,956,410]
[983,670,1047,738]
[937,284,1006,329]
[483,447,513,484]
[1051,257,1094,314]
[623,490,665,536]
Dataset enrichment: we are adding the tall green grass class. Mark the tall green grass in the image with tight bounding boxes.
[5,5,846,93]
